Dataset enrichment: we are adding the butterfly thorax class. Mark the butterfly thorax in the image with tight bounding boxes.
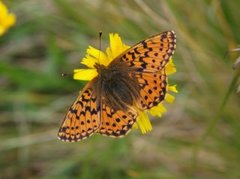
[94,62,141,111]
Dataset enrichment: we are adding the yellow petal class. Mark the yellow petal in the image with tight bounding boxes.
[81,46,109,67]
[0,2,16,36]
[0,27,6,36]
[106,33,130,61]
[109,33,123,58]
[166,58,176,75]
[132,123,138,130]
[149,103,167,117]
[4,14,16,27]
[165,93,175,103]
[136,111,152,134]
[73,69,97,81]
[81,55,98,68]
[167,85,178,93]
[0,2,8,16]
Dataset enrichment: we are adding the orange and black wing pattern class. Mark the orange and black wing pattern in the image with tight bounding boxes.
[97,101,137,137]
[134,72,167,110]
[121,31,176,109]
[58,86,100,142]
[120,31,176,72]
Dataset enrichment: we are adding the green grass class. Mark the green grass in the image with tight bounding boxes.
[0,0,240,178]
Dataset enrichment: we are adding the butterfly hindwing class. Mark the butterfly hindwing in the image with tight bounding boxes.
[58,85,100,142]
[97,101,137,137]
[134,71,167,110]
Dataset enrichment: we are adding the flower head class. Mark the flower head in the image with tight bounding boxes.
[74,33,177,134]
[0,1,16,36]
[74,34,130,81]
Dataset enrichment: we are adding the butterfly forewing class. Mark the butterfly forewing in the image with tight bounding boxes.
[58,85,101,142]
[120,31,176,72]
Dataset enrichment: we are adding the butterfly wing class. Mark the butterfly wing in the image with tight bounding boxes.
[58,82,101,142]
[97,99,137,137]
[120,30,176,72]
[134,72,167,109]
[118,31,176,110]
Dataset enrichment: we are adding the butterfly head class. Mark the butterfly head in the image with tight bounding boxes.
[94,63,107,75]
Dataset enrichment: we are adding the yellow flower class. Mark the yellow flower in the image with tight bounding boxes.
[0,1,16,36]
[74,34,130,81]
[74,33,177,134]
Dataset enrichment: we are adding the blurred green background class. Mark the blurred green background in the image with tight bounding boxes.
[1,0,240,178]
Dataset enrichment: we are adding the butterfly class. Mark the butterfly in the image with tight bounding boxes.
[58,31,176,142]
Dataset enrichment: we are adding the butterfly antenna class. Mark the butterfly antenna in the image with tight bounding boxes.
[97,31,103,64]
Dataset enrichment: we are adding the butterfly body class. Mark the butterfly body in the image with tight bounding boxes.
[94,62,141,111]
[58,31,176,142]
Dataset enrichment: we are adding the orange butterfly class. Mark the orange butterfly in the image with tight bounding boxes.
[58,31,176,142]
